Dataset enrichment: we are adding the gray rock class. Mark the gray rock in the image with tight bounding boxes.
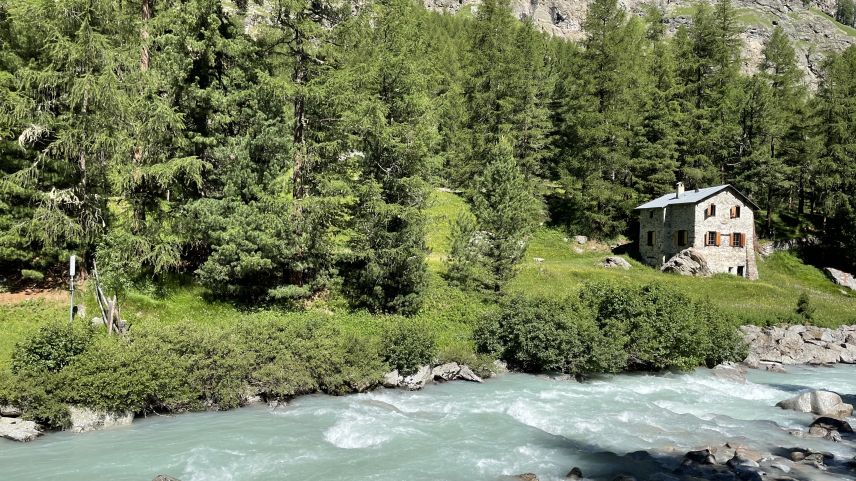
[661,248,712,277]
[712,362,746,383]
[775,390,854,417]
[68,406,133,433]
[402,365,432,391]
[825,267,856,291]
[741,353,761,369]
[382,369,402,388]
[684,448,717,465]
[574,235,587,245]
[490,359,509,376]
[152,476,181,481]
[601,256,631,269]
[431,362,460,381]
[0,417,41,442]
[727,454,760,468]
[565,467,583,480]
[455,365,484,383]
[511,474,539,481]
[809,416,853,433]
[0,405,22,417]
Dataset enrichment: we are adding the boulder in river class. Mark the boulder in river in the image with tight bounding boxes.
[68,406,133,433]
[0,417,41,442]
[565,467,583,480]
[713,362,747,383]
[456,365,483,383]
[809,416,853,434]
[432,362,461,381]
[775,390,854,417]
[511,474,539,481]
[152,476,180,481]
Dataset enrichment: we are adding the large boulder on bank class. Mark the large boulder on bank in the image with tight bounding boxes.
[825,267,856,291]
[0,417,41,442]
[775,390,854,418]
[382,369,402,388]
[68,406,134,433]
[402,365,432,391]
[661,249,711,277]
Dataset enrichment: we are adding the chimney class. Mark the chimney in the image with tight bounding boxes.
[676,182,685,199]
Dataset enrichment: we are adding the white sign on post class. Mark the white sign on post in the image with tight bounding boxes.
[69,255,77,277]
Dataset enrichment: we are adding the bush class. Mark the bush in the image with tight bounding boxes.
[474,295,624,374]
[476,283,746,375]
[60,336,195,414]
[436,343,496,378]
[11,321,94,374]
[380,319,437,375]
[0,370,70,430]
[580,283,744,370]
[20,269,44,282]
[796,292,815,324]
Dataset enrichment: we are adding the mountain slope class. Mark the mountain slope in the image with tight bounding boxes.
[425,0,856,85]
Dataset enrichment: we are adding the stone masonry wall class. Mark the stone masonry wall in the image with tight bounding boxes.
[693,191,757,279]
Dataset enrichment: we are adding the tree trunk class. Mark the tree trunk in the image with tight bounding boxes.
[798,168,805,216]
[292,30,307,200]
[141,0,152,71]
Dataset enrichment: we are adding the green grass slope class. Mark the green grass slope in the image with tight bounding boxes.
[1,189,853,371]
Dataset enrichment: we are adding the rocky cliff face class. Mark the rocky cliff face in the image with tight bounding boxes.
[425,0,856,86]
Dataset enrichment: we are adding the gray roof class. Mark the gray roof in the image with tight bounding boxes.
[634,184,759,210]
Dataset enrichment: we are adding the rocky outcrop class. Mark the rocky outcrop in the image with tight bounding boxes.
[68,406,134,433]
[0,417,41,442]
[384,363,487,390]
[661,249,711,277]
[601,256,631,270]
[741,324,856,365]
[423,0,856,86]
[825,267,856,291]
[775,390,854,417]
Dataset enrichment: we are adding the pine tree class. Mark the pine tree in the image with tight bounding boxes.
[470,138,540,291]
[340,0,437,314]
[836,0,856,27]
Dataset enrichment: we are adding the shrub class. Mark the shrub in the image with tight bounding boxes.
[20,269,44,282]
[474,295,625,374]
[436,343,496,378]
[60,336,195,414]
[580,283,744,370]
[11,321,94,374]
[0,370,70,430]
[380,319,437,375]
[796,292,815,324]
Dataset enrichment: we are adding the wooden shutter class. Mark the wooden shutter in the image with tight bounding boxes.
[715,232,721,246]
[730,206,736,218]
[738,232,745,247]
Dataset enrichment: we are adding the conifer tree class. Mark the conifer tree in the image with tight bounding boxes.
[469,138,540,291]
[340,0,437,314]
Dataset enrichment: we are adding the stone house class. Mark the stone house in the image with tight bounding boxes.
[635,183,759,279]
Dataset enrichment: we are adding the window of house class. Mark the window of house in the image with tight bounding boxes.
[647,231,655,246]
[732,232,744,247]
[705,231,718,246]
[649,210,654,219]
[730,206,741,219]
[706,204,717,218]
[737,266,745,277]
[677,230,688,247]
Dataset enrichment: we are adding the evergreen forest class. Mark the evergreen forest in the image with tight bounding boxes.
[2,0,856,314]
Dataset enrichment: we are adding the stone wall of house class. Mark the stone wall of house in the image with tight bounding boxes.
[693,190,758,279]
[639,203,695,267]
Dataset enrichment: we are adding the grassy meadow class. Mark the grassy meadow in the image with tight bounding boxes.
[1,189,854,371]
